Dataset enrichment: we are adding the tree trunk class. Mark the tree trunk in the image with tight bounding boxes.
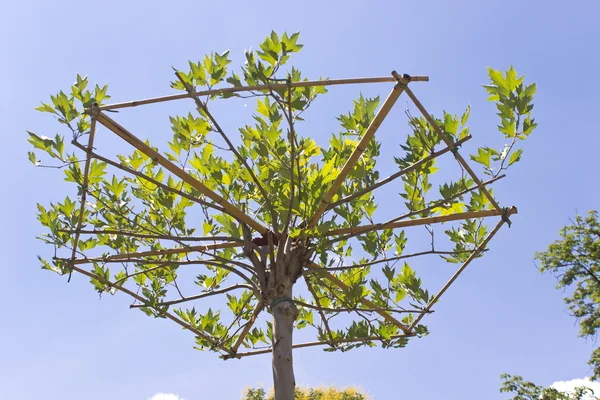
[271,286,299,400]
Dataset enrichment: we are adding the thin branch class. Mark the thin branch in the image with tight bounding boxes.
[408,216,511,331]
[130,284,254,308]
[68,263,233,355]
[59,257,259,291]
[175,72,278,233]
[305,261,409,333]
[403,86,502,213]
[327,134,472,210]
[71,139,227,214]
[385,174,506,225]
[303,275,335,343]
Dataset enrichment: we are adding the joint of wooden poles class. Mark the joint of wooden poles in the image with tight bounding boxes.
[61,73,517,356]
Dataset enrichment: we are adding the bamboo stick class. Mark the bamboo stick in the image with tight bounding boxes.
[306,261,409,333]
[322,207,517,237]
[99,75,429,111]
[307,74,411,229]
[222,332,415,359]
[95,111,268,234]
[69,105,99,280]
[60,229,241,243]
[327,134,473,210]
[71,140,226,213]
[408,214,512,331]
[68,263,232,354]
[231,301,264,353]
[403,86,502,213]
[70,242,242,265]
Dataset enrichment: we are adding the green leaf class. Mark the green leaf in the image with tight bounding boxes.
[508,148,523,166]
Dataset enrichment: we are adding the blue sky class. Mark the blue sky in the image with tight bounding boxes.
[2,0,600,399]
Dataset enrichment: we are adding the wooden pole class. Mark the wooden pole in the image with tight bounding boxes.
[307,74,411,229]
[99,75,429,111]
[322,207,517,237]
[70,242,242,265]
[95,111,268,234]
[68,263,233,355]
[402,86,502,213]
[222,332,415,359]
[69,104,99,280]
[408,214,512,331]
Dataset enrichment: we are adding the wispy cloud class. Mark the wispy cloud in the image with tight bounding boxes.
[551,377,600,399]
[149,393,185,400]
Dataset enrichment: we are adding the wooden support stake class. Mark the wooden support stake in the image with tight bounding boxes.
[222,332,415,359]
[323,207,517,237]
[307,74,410,229]
[408,211,514,331]
[69,104,99,279]
[95,111,268,234]
[327,134,473,210]
[100,75,429,111]
[70,242,242,265]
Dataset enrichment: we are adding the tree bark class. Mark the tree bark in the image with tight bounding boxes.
[272,285,299,400]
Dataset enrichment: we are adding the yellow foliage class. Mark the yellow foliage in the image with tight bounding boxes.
[242,385,369,400]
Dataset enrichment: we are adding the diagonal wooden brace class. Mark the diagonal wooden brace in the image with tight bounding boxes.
[95,111,268,235]
[306,73,411,229]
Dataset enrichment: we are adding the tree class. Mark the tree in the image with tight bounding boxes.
[243,386,368,400]
[500,374,597,400]
[28,31,535,399]
[535,211,600,379]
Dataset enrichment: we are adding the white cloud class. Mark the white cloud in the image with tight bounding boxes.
[148,393,185,400]
[550,377,600,399]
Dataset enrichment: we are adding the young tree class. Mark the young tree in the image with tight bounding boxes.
[500,374,597,400]
[28,31,535,399]
[535,211,600,379]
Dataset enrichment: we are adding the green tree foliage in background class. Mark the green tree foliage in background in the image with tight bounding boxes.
[537,211,600,378]
[500,374,597,400]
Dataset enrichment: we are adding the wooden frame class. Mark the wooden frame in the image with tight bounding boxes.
[62,74,516,358]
